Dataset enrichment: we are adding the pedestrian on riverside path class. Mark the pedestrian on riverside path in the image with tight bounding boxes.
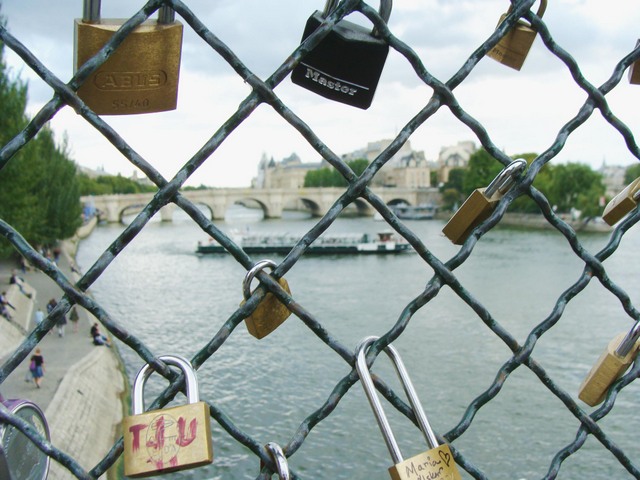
[0,291,15,321]
[69,305,79,333]
[30,348,45,388]
[10,270,32,298]
[56,311,67,337]
[33,307,44,328]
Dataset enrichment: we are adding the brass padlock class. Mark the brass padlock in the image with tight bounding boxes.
[355,336,462,480]
[601,177,640,225]
[578,322,640,406]
[629,40,640,84]
[240,259,292,339]
[122,355,213,478]
[442,159,527,245]
[74,1,183,115]
[291,0,392,109]
[259,442,290,479]
[487,0,547,71]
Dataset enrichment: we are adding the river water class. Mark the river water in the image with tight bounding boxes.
[76,206,640,479]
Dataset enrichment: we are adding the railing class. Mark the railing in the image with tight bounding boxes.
[1,0,640,478]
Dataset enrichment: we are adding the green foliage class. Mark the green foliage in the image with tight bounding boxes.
[462,149,503,196]
[78,173,157,195]
[624,163,640,185]
[440,168,466,209]
[0,41,82,257]
[446,148,604,218]
[304,159,369,187]
[545,163,605,218]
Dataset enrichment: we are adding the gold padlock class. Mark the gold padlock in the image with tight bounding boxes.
[122,355,213,478]
[578,324,640,407]
[601,177,640,226]
[240,259,292,339]
[487,0,547,71]
[74,1,183,115]
[629,40,640,84]
[355,336,463,480]
[442,159,527,245]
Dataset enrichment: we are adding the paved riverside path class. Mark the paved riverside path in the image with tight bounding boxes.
[0,246,125,479]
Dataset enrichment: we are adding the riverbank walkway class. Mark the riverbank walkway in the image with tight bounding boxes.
[0,244,124,479]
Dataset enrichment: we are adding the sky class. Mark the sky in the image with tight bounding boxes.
[1,0,640,188]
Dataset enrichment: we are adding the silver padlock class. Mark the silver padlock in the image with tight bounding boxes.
[0,398,50,480]
[260,442,290,479]
[355,336,462,480]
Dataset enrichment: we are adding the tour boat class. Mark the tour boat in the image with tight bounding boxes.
[196,231,412,255]
[392,203,436,220]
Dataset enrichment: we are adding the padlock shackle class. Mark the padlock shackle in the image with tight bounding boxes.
[243,259,278,300]
[616,320,640,357]
[506,0,547,20]
[322,0,392,25]
[355,336,439,465]
[83,0,100,23]
[82,0,176,24]
[132,355,200,415]
[158,5,176,25]
[265,442,290,480]
[484,158,527,200]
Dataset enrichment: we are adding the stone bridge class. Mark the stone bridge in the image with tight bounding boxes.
[82,187,441,223]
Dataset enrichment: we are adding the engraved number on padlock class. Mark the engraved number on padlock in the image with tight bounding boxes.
[629,40,640,84]
[355,336,462,480]
[290,0,392,109]
[578,322,640,406]
[487,0,547,71]
[601,177,640,226]
[240,259,292,339]
[259,442,291,479]
[442,159,527,245]
[74,1,183,115]
[122,355,213,478]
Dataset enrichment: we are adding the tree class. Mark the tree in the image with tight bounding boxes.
[0,36,82,256]
[624,163,640,185]
[545,163,605,218]
[462,148,504,196]
[304,158,370,187]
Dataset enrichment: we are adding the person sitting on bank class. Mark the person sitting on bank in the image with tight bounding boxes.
[0,291,15,321]
[10,270,32,298]
[91,322,111,347]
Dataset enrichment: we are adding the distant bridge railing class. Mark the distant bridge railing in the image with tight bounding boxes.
[82,186,440,222]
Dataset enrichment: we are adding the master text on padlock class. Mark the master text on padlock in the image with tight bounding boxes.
[93,71,168,91]
[303,65,360,96]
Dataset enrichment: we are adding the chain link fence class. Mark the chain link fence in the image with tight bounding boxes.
[1,0,640,478]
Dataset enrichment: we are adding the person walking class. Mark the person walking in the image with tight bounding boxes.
[30,348,45,388]
[69,305,79,333]
[33,307,44,327]
[56,311,67,337]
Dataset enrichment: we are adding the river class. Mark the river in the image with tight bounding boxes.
[76,206,640,479]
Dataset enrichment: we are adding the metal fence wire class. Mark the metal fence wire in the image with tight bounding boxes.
[1,0,640,478]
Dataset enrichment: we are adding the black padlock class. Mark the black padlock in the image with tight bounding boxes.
[291,0,392,109]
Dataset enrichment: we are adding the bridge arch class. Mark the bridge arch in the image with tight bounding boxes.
[84,187,438,223]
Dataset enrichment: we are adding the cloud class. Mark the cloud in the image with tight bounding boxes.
[2,0,640,188]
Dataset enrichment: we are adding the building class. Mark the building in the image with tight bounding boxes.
[254,139,477,190]
[253,153,323,189]
[599,162,627,199]
[436,140,476,184]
